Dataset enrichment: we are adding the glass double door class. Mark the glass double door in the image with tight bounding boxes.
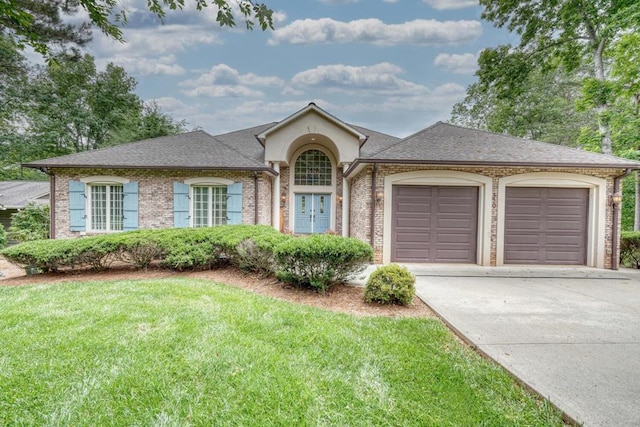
[294,193,331,234]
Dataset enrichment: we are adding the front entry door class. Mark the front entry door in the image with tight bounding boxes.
[294,194,331,234]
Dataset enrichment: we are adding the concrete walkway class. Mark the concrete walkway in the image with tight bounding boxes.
[387,265,640,426]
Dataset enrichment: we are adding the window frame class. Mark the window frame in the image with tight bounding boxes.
[184,178,234,228]
[80,176,130,233]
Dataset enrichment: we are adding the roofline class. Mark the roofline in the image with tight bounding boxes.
[22,163,279,175]
[256,102,367,143]
[344,158,640,177]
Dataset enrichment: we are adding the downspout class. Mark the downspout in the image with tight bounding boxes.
[612,168,632,270]
[370,164,377,248]
[254,171,259,225]
[49,171,56,239]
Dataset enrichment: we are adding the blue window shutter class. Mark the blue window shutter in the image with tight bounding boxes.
[226,182,243,225]
[123,182,138,231]
[69,180,86,232]
[173,182,190,228]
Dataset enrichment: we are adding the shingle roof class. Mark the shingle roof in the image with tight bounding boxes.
[0,181,50,209]
[23,130,274,171]
[362,122,640,168]
[352,125,401,157]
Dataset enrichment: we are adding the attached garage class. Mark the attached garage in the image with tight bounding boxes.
[504,187,588,265]
[391,185,478,263]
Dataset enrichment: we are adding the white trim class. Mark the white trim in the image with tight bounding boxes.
[184,177,233,186]
[272,162,280,230]
[85,182,126,232]
[81,176,129,232]
[256,103,366,143]
[496,172,606,268]
[288,145,337,233]
[80,176,129,184]
[382,170,492,265]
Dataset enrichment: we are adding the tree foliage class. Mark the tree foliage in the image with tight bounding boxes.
[1,0,273,58]
[0,53,186,180]
[9,203,50,242]
[478,0,640,154]
[451,60,593,145]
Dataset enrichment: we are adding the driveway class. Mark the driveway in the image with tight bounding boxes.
[405,265,640,427]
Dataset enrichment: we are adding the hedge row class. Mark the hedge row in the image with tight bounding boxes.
[0,225,373,291]
[620,231,640,268]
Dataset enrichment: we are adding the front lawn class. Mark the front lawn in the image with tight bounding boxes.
[0,279,562,426]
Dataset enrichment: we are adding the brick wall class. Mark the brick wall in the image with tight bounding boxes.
[52,168,259,239]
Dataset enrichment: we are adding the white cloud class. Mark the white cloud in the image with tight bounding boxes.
[179,64,284,98]
[290,63,427,95]
[102,55,185,76]
[269,18,482,46]
[422,0,478,10]
[433,52,478,74]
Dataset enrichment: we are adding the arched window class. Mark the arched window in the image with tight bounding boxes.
[294,149,332,186]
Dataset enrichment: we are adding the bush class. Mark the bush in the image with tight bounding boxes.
[274,234,373,293]
[235,233,290,276]
[8,203,50,242]
[620,231,640,268]
[364,264,415,306]
[0,225,290,273]
[0,239,81,272]
[0,223,6,249]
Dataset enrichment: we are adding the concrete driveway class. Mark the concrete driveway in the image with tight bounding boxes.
[404,265,640,427]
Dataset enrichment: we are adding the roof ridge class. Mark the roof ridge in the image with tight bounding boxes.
[366,121,441,157]
[213,122,276,138]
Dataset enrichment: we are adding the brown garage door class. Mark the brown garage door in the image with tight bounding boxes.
[391,185,478,263]
[504,187,588,265]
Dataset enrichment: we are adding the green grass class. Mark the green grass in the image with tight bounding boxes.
[0,279,563,426]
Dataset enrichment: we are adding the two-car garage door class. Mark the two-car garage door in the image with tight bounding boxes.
[390,185,589,265]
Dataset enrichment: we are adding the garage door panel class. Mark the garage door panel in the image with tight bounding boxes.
[504,187,588,265]
[438,218,475,229]
[436,250,474,262]
[392,185,478,263]
[394,232,431,243]
[437,232,475,244]
[395,218,431,228]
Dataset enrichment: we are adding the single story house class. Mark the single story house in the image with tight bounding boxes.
[24,103,640,269]
[0,181,50,243]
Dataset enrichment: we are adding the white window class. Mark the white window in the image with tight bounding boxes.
[192,186,227,227]
[89,184,124,231]
[295,149,332,186]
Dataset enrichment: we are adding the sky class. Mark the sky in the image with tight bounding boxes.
[78,0,519,137]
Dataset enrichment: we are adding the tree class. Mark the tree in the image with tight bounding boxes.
[8,203,50,242]
[1,0,273,58]
[479,0,640,154]
[27,53,142,154]
[108,101,188,145]
[0,54,186,180]
[451,59,593,146]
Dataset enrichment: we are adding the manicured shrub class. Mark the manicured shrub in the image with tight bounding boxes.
[364,264,416,306]
[8,203,50,242]
[0,224,6,249]
[620,231,640,268]
[1,239,81,272]
[274,234,373,293]
[235,233,290,276]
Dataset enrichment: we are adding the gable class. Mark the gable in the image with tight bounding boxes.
[259,104,366,166]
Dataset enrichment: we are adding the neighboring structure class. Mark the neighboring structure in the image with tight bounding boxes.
[0,181,50,243]
[23,103,640,269]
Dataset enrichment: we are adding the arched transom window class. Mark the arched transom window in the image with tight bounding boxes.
[294,149,332,186]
